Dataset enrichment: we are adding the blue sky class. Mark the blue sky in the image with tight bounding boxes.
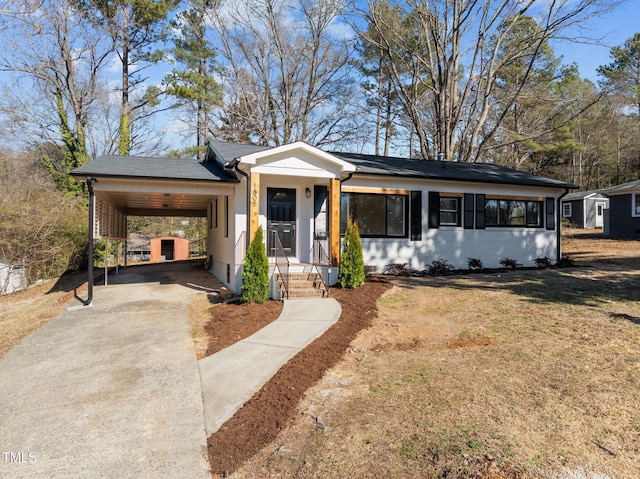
[551,0,640,83]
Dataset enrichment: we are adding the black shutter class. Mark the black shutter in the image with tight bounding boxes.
[464,193,474,229]
[410,191,422,240]
[475,194,486,229]
[546,197,555,230]
[428,191,440,229]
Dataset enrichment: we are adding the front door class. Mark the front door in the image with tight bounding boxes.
[596,202,605,228]
[267,188,296,257]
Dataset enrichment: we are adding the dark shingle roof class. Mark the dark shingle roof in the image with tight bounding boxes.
[601,179,640,196]
[71,155,239,182]
[72,142,576,190]
[562,190,606,201]
[209,141,575,189]
[207,141,272,164]
[332,152,576,189]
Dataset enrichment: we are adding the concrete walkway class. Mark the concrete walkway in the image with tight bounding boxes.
[199,298,342,435]
[0,263,217,479]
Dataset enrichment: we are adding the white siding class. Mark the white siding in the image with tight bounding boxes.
[346,176,562,271]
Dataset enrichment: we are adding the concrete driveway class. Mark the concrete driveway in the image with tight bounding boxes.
[0,262,220,479]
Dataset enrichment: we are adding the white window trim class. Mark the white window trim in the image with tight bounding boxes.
[562,202,572,217]
[633,194,640,218]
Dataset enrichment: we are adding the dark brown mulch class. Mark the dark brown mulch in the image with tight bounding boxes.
[204,300,283,356]
[206,277,392,477]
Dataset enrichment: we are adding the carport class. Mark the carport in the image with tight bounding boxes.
[71,151,239,304]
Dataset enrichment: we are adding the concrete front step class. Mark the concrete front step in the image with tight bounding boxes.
[276,272,329,299]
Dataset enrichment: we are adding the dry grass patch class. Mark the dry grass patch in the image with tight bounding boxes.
[187,293,215,360]
[233,232,640,479]
[0,274,85,358]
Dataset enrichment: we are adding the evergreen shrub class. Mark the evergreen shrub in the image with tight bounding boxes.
[339,218,365,288]
[241,226,270,303]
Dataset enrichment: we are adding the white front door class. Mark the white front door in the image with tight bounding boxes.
[595,202,605,228]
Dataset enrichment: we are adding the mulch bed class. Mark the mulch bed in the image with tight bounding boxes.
[206,277,392,477]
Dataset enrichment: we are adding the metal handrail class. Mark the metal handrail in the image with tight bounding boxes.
[312,239,330,297]
[272,231,290,299]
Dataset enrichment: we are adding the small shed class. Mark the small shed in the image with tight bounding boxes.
[0,260,27,295]
[561,191,608,229]
[150,237,190,262]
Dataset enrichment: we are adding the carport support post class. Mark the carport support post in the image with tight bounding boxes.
[85,177,96,306]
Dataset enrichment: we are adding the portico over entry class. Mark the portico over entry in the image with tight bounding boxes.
[208,141,356,270]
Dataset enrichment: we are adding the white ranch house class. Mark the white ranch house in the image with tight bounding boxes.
[72,141,575,299]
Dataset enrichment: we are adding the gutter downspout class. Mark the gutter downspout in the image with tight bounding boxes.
[85,176,96,306]
[340,172,353,184]
[557,188,570,264]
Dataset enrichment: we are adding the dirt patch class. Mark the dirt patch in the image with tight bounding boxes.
[206,277,392,477]
[447,331,496,349]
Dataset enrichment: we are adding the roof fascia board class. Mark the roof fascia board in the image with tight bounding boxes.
[350,171,573,191]
[91,177,237,196]
[71,172,239,185]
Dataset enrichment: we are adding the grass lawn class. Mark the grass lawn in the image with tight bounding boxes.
[234,230,640,479]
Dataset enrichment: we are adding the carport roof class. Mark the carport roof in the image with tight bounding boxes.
[71,154,239,183]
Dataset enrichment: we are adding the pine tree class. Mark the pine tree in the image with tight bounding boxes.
[76,0,179,155]
[339,219,365,288]
[164,0,221,156]
[241,226,270,304]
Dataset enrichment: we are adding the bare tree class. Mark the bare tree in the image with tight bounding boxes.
[209,0,364,147]
[0,0,112,191]
[355,0,617,162]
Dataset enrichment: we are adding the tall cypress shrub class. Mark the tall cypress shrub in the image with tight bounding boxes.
[339,218,365,288]
[241,226,270,303]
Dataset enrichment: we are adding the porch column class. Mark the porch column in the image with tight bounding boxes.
[249,173,260,243]
[329,178,341,266]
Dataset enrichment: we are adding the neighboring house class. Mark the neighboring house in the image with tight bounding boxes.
[601,179,640,238]
[127,233,151,262]
[561,191,609,229]
[72,141,576,298]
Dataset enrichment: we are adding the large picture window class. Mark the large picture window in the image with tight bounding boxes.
[341,192,408,237]
[485,199,543,227]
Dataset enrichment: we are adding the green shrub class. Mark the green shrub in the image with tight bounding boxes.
[241,226,270,303]
[339,218,365,288]
[427,258,452,275]
[499,257,518,270]
[467,258,483,270]
[534,256,552,268]
[557,256,576,268]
